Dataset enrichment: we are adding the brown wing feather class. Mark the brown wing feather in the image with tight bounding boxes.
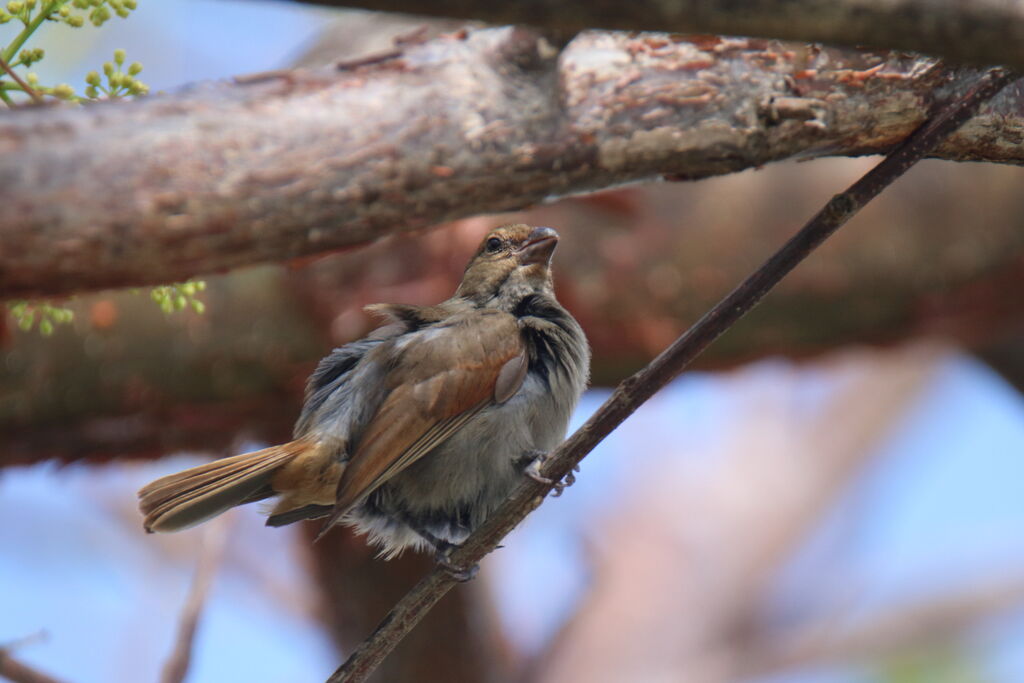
[333,310,525,512]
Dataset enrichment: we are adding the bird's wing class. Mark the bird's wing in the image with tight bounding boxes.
[332,310,527,512]
[294,304,445,438]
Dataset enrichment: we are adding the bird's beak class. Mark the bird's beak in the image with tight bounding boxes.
[517,227,559,266]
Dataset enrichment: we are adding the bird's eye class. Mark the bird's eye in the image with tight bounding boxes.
[485,237,502,253]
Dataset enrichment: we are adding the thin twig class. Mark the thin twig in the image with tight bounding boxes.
[326,66,1018,683]
[160,516,230,683]
[0,55,42,105]
[0,637,67,683]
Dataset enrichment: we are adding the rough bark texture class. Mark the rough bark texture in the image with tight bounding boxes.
[3,27,1024,298]
[290,0,1024,71]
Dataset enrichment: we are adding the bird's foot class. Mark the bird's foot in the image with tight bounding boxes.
[407,523,479,582]
[523,450,576,497]
[433,542,479,583]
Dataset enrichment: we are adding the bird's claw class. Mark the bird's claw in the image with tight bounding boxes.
[434,544,479,582]
[524,450,574,497]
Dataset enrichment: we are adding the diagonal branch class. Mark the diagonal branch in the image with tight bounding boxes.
[3,28,1024,299]
[325,66,1018,683]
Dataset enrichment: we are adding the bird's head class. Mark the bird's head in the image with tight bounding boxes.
[456,224,559,309]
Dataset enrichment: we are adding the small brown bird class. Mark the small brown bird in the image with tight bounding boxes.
[138,224,590,570]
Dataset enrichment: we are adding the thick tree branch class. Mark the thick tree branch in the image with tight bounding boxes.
[326,67,1017,683]
[3,28,1023,298]
[291,0,1024,72]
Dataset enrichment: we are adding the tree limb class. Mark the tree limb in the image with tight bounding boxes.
[288,0,1024,72]
[3,28,1023,298]
[325,66,1017,683]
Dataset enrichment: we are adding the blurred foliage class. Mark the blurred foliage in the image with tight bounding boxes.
[5,300,74,335]
[150,280,208,315]
[5,280,208,338]
[878,646,988,683]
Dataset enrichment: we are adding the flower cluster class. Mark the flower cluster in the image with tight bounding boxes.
[85,48,148,98]
[0,0,145,105]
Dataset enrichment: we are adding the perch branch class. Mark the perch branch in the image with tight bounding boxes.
[3,28,1024,298]
[291,0,1024,72]
[325,66,1017,683]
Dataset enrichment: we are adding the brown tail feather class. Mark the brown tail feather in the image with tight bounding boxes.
[138,440,314,533]
[266,503,333,527]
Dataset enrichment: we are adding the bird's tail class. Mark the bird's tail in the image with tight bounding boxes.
[138,440,316,533]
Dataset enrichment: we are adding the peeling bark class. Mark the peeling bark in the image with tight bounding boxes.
[2,28,1022,298]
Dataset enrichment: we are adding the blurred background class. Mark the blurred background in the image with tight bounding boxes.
[3,2,1024,682]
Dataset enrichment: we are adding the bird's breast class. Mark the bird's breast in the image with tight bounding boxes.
[375,372,573,511]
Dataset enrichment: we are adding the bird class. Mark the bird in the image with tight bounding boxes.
[137,224,590,574]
